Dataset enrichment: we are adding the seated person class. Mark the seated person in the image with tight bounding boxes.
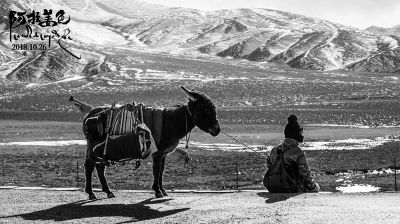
[263,114,319,193]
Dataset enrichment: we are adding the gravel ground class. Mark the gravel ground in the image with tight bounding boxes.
[0,189,400,223]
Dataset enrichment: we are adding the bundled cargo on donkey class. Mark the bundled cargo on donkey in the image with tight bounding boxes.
[71,96,159,163]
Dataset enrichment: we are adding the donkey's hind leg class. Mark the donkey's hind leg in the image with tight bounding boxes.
[96,164,115,198]
[85,140,97,200]
[84,159,97,200]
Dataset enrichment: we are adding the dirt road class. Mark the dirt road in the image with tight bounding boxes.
[0,189,399,223]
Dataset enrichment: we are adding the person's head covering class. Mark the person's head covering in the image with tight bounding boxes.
[284,114,304,143]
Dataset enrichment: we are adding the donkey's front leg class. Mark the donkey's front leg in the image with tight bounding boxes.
[152,152,164,198]
[96,164,115,198]
[159,156,168,196]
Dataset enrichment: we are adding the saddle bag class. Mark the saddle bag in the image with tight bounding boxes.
[93,131,152,161]
[87,103,157,163]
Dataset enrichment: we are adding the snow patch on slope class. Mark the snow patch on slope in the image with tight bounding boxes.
[67,21,128,46]
[379,36,399,50]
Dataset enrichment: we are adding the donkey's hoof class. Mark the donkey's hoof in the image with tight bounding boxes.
[107,192,115,198]
[162,191,169,197]
[88,194,97,200]
[155,192,164,198]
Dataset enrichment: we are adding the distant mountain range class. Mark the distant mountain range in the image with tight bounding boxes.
[1,0,399,83]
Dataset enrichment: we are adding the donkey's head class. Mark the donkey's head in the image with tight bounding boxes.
[181,86,220,137]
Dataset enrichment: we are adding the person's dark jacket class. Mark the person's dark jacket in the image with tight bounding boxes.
[264,138,319,192]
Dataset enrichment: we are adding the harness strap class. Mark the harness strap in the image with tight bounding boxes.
[184,108,192,167]
[185,112,192,149]
[102,101,116,164]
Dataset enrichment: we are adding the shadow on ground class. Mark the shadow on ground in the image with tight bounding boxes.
[1,198,189,223]
[257,192,302,203]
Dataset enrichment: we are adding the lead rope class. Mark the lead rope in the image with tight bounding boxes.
[220,130,268,158]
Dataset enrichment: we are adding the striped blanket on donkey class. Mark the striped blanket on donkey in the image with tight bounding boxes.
[81,102,163,162]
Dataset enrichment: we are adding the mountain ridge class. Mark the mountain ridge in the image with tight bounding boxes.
[1,0,399,83]
[365,25,400,37]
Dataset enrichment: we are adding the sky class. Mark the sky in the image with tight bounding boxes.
[141,0,400,29]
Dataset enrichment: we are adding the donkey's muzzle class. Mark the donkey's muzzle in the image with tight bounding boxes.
[209,122,221,136]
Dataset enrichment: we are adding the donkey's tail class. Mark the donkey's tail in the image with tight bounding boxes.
[69,96,93,114]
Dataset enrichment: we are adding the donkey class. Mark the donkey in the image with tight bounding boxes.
[83,86,221,199]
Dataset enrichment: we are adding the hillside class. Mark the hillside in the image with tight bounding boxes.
[366,25,400,37]
[1,0,400,84]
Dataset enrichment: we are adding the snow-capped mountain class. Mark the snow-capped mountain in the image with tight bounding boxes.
[1,0,399,83]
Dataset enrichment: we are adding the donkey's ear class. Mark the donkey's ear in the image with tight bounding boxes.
[180,86,197,101]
